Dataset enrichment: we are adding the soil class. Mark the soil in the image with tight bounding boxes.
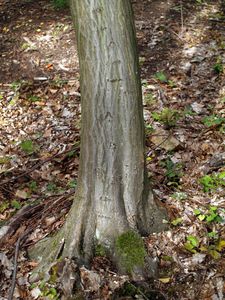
[0,0,225,299]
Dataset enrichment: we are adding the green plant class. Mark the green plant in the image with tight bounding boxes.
[207,231,219,239]
[213,58,223,74]
[68,180,77,189]
[11,200,21,210]
[41,286,59,300]
[152,108,181,128]
[10,80,21,91]
[52,0,69,9]
[144,92,155,106]
[202,238,225,259]
[202,114,225,128]
[0,156,11,164]
[154,71,168,83]
[115,231,146,273]
[20,140,37,155]
[168,80,176,88]
[28,95,40,102]
[46,183,58,193]
[0,202,9,213]
[196,0,204,4]
[145,123,154,135]
[28,181,38,193]
[161,157,183,186]
[194,206,223,223]
[95,244,107,257]
[199,171,225,192]
[184,236,199,253]
[171,217,183,226]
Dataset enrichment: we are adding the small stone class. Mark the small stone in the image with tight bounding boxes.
[44,216,56,226]
[150,128,180,151]
[191,102,204,114]
[180,61,192,74]
[30,287,41,299]
[18,276,28,286]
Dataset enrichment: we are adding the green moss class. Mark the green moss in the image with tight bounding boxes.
[95,244,107,257]
[115,231,146,273]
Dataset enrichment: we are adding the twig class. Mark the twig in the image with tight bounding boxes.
[180,0,184,34]
[147,133,172,156]
[8,236,21,300]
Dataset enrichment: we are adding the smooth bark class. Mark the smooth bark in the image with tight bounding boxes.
[30,0,167,277]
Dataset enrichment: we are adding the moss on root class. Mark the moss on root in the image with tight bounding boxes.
[115,231,146,274]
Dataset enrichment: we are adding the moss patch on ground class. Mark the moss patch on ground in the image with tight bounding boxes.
[115,231,146,274]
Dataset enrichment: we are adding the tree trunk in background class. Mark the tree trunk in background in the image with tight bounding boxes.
[31,0,167,275]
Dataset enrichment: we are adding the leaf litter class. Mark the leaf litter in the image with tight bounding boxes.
[0,0,225,299]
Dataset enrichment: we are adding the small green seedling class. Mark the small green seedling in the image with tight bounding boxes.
[68,180,77,189]
[171,217,183,226]
[52,0,69,9]
[28,181,38,192]
[28,95,40,102]
[20,140,37,155]
[154,71,168,83]
[161,157,183,186]
[145,123,154,135]
[194,206,223,223]
[10,81,21,92]
[200,171,225,192]
[202,115,225,128]
[95,244,107,257]
[0,202,9,213]
[152,108,181,128]
[0,156,11,164]
[144,92,155,106]
[46,183,58,193]
[207,231,219,239]
[41,286,59,300]
[214,63,223,74]
[11,200,21,210]
[184,236,199,253]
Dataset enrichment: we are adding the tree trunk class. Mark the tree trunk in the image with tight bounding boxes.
[30,0,167,279]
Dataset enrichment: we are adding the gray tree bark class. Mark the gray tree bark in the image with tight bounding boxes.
[30,0,167,278]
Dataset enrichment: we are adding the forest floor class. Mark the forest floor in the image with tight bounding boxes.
[0,0,225,299]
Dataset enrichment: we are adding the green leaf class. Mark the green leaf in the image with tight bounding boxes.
[171,217,183,226]
[209,206,218,212]
[218,171,225,179]
[187,236,199,247]
[11,200,21,210]
[184,241,197,253]
[206,212,218,222]
[209,249,221,259]
[207,231,218,239]
[20,140,35,155]
[68,180,77,188]
[151,111,160,121]
[154,71,168,83]
[198,214,206,221]
[193,209,201,216]
[216,240,225,251]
